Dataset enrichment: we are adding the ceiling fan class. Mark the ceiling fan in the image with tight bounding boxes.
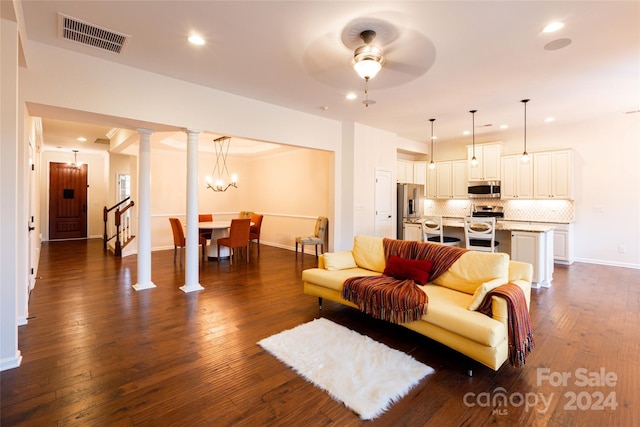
[302,18,436,94]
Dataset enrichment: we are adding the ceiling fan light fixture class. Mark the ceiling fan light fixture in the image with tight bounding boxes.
[352,30,384,107]
[353,58,383,80]
[353,45,384,80]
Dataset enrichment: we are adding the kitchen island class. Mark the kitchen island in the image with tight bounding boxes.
[439,217,554,288]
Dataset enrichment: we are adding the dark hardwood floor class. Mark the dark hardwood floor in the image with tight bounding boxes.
[1,239,638,426]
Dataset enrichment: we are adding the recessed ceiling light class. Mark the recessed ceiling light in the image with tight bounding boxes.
[463,130,471,136]
[499,125,508,130]
[77,137,87,142]
[542,22,564,33]
[544,117,555,123]
[346,93,357,100]
[188,34,205,45]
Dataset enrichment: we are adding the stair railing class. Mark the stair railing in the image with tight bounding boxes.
[103,197,135,256]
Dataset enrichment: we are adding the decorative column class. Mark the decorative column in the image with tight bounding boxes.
[133,128,156,291]
[180,129,204,293]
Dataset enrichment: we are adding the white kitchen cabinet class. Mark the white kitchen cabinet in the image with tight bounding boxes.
[533,150,573,199]
[468,143,501,181]
[426,164,437,198]
[413,161,427,193]
[452,160,468,198]
[511,230,554,287]
[435,160,467,199]
[552,223,574,264]
[403,222,423,241]
[500,154,533,199]
[397,160,414,183]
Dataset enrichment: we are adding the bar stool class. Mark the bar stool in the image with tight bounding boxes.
[422,215,461,246]
[464,216,499,252]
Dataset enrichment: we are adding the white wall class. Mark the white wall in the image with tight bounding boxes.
[23,41,342,153]
[1,15,22,371]
[353,123,402,239]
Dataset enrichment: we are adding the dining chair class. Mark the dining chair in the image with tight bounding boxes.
[422,215,461,246]
[169,217,207,263]
[217,218,251,265]
[464,216,499,252]
[295,216,328,257]
[249,213,264,253]
[198,213,213,240]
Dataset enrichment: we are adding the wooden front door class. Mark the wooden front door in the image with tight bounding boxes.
[49,162,88,240]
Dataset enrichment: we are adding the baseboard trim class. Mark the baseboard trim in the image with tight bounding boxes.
[572,258,639,270]
[0,351,22,372]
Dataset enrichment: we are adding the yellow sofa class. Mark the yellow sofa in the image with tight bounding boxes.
[302,235,533,371]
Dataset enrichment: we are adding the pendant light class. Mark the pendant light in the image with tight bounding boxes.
[67,149,82,169]
[429,118,436,170]
[521,99,530,163]
[469,110,478,167]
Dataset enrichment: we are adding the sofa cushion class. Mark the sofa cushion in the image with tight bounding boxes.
[419,284,506,347]
[352,235,385,272]
[468,277,507,311]
[323,251,358,271]
[432,251,510,295]
[302,267,381,292]
[383,255,434,285]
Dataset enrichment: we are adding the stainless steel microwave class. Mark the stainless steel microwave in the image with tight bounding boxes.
[468,180,501,199]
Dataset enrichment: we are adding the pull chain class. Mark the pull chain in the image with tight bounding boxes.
[364,77,370,107]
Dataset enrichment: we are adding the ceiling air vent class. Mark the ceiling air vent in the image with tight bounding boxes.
[58,13,130,54]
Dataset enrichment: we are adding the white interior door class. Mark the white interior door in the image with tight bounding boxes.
[28,141,36,292]
[374,169,393,238]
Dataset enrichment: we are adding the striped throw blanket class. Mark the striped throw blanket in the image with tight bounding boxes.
[475,283,535,368]
[342,275,428,324]
[342,239,467,324]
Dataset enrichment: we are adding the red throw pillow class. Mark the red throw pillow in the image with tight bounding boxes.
[383,255,434,285]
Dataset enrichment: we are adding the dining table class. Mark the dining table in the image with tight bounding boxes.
[197,220,253,259]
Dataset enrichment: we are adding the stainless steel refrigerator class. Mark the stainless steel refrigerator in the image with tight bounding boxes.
[397,183,424,239]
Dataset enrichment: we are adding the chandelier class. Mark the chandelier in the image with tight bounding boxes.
[206,136,238,192]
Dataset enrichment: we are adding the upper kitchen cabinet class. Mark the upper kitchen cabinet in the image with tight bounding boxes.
[436,160,467,199]
[467,143,501,181]
[397,160,428,195]
[397,160,414,183]
[533,150,574,199]
[500,154,534,199]
[413,162,427,191]
[426,165,437,199]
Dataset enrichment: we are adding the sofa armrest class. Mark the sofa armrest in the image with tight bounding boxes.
[490,265,533,331]
[491,295,509,330]
[509,260,533,284]
[508,260,533,310]
[317,254,325,269]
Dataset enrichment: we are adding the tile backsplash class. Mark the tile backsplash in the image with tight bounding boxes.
[423,198,574,223]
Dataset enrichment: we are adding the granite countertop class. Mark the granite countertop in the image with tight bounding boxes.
[441,218,555,233]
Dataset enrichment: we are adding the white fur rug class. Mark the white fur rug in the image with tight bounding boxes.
[257,317,434,420]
